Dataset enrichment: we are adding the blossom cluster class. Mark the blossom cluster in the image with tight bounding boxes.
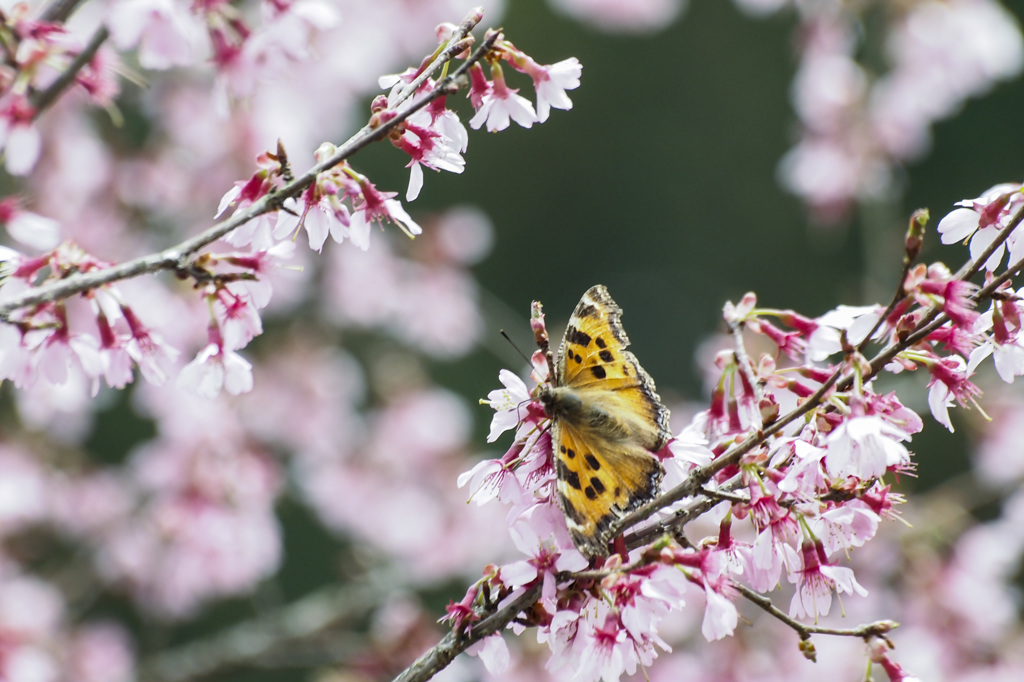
[0,204,500,678]
[0,4,578,677]
[763,0,1024,220]
[455,184,1024,680]
[0,2,120,176]
[0,4,581,402]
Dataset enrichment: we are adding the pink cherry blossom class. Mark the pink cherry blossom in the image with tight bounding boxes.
[468,634,511,675]
[502,521,588,605]
[808,500,881,554]
[937,183,1024,272]
[469,63,537,132]
[0,95,41,176]
[35,309,102,389]
[274,188,351,252]
[825,415,912,480]
[347,178,423,250]
[968,287,1024,383]
[571,611,639,682]
[396,98,467,201]
[177,342,253,398]
[122,306,179,386]
[788,540,868,620]
[212,283,264,351]
[107,0,211,69]
[482,368,533,441]
[458,450,526,507]
[0,198,59,250]
[510,54,582,123]
[701,580,739,641]
[926,355,981,432]
[95,312,134,389]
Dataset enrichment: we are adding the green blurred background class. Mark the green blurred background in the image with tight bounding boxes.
[359,0,1024,472]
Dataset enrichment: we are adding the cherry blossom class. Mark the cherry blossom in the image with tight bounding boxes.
[177,342,253,398]
[107,0,211,69]
[468,62,537,132]
[938,183,1024,272]
[3,3,1024,681]
[0,95,41,176]
[788,540,868,620]
[347,175,422,250]
[824,415,912,480]
[0,198,59,250]
[395,97,467,201]
[481,368,535,441]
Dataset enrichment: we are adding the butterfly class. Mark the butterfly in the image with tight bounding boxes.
[537,285,671,558]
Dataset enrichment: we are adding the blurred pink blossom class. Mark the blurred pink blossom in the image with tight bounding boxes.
[549,0,687,33]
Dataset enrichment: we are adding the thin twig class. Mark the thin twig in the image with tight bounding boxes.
[0,23,500,320]
[727,313,765,429]
[698,486,750,505]
[29,25,109,115]
[40,0,86,22]
[857,235,1024,389]
[391,483,748,682]
[856,256,913,355]
[392,11,483,106]
[735,583,897,640]
[139,575,393,682]
[623,476,744,550]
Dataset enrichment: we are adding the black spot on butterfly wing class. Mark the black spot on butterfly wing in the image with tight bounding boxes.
[565,326,593,348]
[556,459,583,490]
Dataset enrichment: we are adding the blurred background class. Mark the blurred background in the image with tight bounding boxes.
[358,0,1024,482]
[4,0,1024,680]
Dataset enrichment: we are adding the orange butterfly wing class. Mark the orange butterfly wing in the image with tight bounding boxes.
[540,285,671,557]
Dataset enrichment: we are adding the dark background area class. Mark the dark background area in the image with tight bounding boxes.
[360,0,1024,475]
[363,0,1022,375]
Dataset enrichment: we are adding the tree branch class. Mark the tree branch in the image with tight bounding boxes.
[402,280,1002,679]
[0,20,500,320]
[391,584,543,682]
[619,204,1024,542]
[40,0,87,23]
[736,583,897,641]
[29,25,109,116]
[138,576,390,682]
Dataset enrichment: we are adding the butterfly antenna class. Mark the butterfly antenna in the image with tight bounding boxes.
[500,329,534,367]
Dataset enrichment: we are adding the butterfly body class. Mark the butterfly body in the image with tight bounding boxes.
[538,285,671,557]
